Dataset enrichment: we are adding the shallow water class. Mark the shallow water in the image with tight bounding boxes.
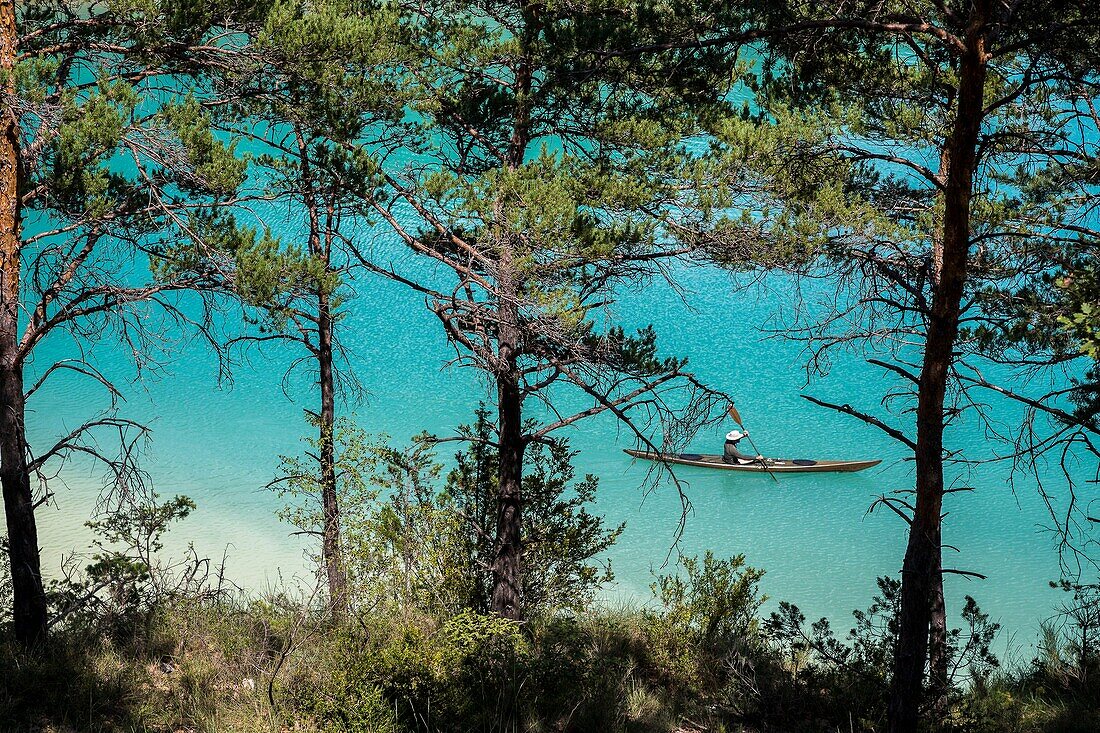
[29,238,1094,659]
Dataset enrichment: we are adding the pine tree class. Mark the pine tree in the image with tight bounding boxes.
[351,0,742,620]
[698,2,1100,729]
[223,0,406,616]
[1,0,258,645]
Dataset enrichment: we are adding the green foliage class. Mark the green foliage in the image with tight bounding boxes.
[1033,580,1100,692]
[653,551,765,650]
[32,67,247,223]
[275,408,622,616]
[289,668,398,733]
[950,596,1003,687]
[706,0,1100,419]
[591,325,688,377]
[761,576,1002,731]
[14,0,262,360]
[951,579,1100,733]
[1041,269,1100,426]
[0,595,294,733]
[250,0,744,471]
[1,571,1097,733]
[341,431,469,614]
[234,0,749,632]
[85,495,196,559]
[158,98,248,195]
[215,2,410,380]
[83,494,196,590]
[47,80,136,216]
[252,0,408,135]
[274,416,384,580]
[47,492,199,638]
[232,228,340,328]
[283,610,526,732]
[441,406,624,614]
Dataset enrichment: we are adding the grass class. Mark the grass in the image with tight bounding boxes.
[1,590,1097,732]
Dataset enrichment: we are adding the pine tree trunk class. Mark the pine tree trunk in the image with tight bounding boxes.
[927,120,954,728]
[928,560,949,720]
[490,311,525,621]
[887,4,989,731]
[488,3,534,620]
[295,126,347,617]
[0,0,47,646]
[0,366,47,647]
[317,290,347,616]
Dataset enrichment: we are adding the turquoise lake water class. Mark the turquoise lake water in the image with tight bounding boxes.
[28,226,1096,661]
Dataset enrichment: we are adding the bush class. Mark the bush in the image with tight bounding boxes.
[275,409,623,618]
[6,548,1100,733]
[281,609,526,732]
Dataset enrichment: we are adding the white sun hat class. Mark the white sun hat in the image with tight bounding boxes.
[725,430,747,441]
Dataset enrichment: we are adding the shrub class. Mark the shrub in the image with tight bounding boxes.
[652,551,766,651]
[281,610,526,732]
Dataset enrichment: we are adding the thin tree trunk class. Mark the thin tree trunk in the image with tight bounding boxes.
[927,125,954,724]
[317,290,346,616]
[0,0,47,647]
[295,127,347,616]
[488,2,535,621]
[888,4,989,731]
[490,297,525,621]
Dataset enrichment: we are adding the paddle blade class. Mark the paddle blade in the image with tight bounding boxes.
[727,404,744,427]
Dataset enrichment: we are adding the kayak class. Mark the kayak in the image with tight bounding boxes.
[623,449,881,474]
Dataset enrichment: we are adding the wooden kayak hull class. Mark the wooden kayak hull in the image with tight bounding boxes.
[623,449,881,473]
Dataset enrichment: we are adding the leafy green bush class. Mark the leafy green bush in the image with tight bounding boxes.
[290,672,398,733]
[274,408,623,619]
[45,491,206,643]
[653,551,765,650]
[281,609,526,732]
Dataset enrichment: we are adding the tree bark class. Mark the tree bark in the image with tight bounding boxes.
[488,2,536,621]
[0,0,48,647]
[489,297,525,621]
[295,127,347,616]
[317,288,347,616]
[928,557,949,721]
[0,366,47,648]
[887,4,990,731]
[927,111,954,725]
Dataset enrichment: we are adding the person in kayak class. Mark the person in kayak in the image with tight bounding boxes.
[724,430,764,465]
